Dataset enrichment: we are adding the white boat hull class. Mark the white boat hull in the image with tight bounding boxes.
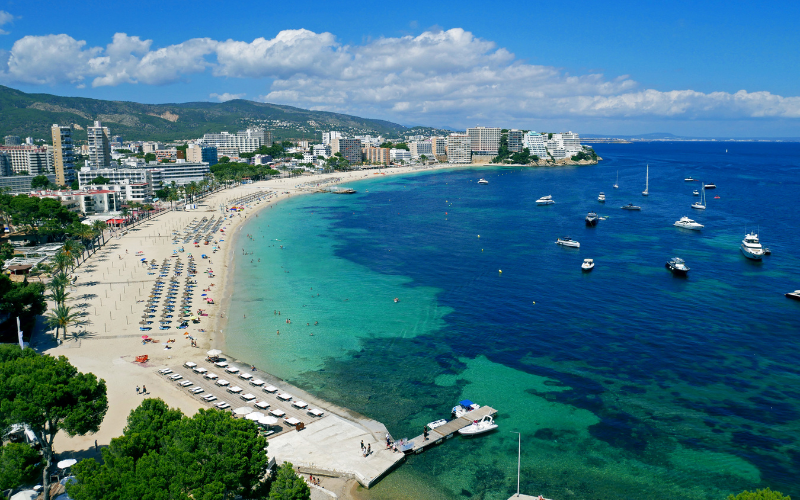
[691,204,706,210]
[741,245,763,260]
[458,423,498,436]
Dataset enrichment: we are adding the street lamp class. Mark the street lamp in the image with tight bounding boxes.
[511,431,520,497]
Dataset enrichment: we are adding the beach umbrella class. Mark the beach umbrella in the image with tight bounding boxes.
[245,412,266,421]
[258,416,278,426]
[139,320,151,325]
[141,335,150,339]
[207,349,221,356]
[233,407,253,416]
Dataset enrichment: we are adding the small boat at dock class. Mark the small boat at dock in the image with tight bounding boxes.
[458,415,498,436]
[452,400,481,419]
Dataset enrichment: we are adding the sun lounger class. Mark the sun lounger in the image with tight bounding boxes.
[214,361,228,368]
[201,394,216,402]
[238,373,253,380]
[249,379,265,386]
[292,400,308,409]
[216,379,230,386]
[215,402,231,409]
[179,380,192,387]
[269,409,286,418]
[205,373,219,380]
[285,417,302,426]
[227,386,243,394]
[158,368,172,374]
[168,374,182,380]
[193,367,207,374]
[225,366,240,374]
[263,385,278,393]
[240,393,256,401]
[189,387,203,394]
[277,393,292,401]
[184,362,197,368]
[308,409,324,417]
[254,401,270,409]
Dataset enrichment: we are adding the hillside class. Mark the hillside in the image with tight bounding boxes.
[0,85,408,142]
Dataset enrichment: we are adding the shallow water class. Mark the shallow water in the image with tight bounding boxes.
[225,142,800,499]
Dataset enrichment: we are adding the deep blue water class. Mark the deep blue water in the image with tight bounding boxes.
[227,142,800,499]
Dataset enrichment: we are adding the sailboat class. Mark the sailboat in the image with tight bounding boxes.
[642,165,649,196]
[692,185,706,210]
[613,171,619,189]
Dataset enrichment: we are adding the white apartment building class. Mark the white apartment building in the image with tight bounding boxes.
[199,129,270,155]
[146,160,210,186]
[313,144,331,159]
[0,146,53,175]
[87,121,112,169]
[354,135,383,147]
[560,132,581,155]
[0,174,57,194]
[467,127,501,155]
[30,188,121,215]
[507,130,523,153]
[121,158,147,169]
[322,131,342,146]
[390,149,411,163]
[78,168,164,193]
[522,132,548,159]
[408,141,433,159]
[92,182,152,203]
[446,134,472,164]
[331,138,362,165]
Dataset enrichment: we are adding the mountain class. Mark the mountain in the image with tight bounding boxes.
[0,85,408,142]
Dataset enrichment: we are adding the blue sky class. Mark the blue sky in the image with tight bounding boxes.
[0,0,799,136]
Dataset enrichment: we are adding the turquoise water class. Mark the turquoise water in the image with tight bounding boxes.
[225,143,800,499]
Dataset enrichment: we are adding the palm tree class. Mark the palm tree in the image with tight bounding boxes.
[47,285,70,307]
[92,220,108,245]
[52,252,73,274]
[45,303,80,340]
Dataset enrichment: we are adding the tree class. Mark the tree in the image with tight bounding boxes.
[0,274,47,319]
[269,462,310,500]
[92,220,108,245]
[727,488,791,500]
[0,442,45,490]
[218,156,230,163]
[90,176,111,185]
[68,401,269,500]
[70,180,79,190]
[30,175,51,190]
[144,153,156,163]
[0,346,108,500]
[44,303,81,340]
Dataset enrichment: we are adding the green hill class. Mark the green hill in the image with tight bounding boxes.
[0,85,408,143]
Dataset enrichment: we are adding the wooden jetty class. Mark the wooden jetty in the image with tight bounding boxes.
[405,406,497,455]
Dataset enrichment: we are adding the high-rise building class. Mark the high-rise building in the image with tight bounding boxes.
[408,141,433,159]
[322,131,342,146]
[430,137,447,158]
[522,132,548,159]
[390,149,411,163]
[51,124,75,186]
[87,121,111,169]
[0,146,53,175]
[0,152,11,176]
[446,134,472,164]
[507,130,524,153]
[362,147,390,165]
[4,136,21,146]
[186,144,218,165]
[466,127,501,156]
[331,138,362,165]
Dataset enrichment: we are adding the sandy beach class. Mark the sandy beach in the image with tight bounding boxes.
[36,164,464,495]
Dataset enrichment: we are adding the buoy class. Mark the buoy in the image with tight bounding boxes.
[499,270,502,273]
[478,235,480,238]
[532,301,536,304]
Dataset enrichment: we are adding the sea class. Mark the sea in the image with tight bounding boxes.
[224,142,800,500]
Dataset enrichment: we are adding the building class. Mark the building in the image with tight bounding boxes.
[430,137,447,159]
[29,188,121,215]
[146,160,210,186]
[252,154,273,165]
[87,121,112,169]
[466,127,501,156]
[111,135,123,146]
[362,147,390,165]
[0,146,53,175]
[446,134,472,164]
[142,142,166,154]
[560,132,581,155]
[51,124,75,185]
[92,182,152,203]
[331,138,362,165]
[4,136,21,146]
[507,130,523,153]
[154,149,178,161]
[354,135,383,148]
[186,144,218,165]
[408,141,433,159]
[390,149,411,163]
[522,132,548,159]
[0,174,57,194]
[312,144,331,159]
[78,167,163,194]
[322,131,342,146]
[199,129,270,155]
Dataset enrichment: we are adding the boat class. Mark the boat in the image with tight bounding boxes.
[598,192,606,202]
[674,216,704,230]
[642,164,649,196]
[763,247,771,256]
[665,257,690,275]
[704,183,716,189]
[621,203,641,210]
[585,212,598,226]
[692,185,706,210]
[427,419,448,430]
[458,415,498,436]
[614,171,619,189]
[581,259,594,271]
[693,190,699,196]
[536,195,555,205]
[685,177,696,181]
[556,237,580,248]
[393,297,399,303]
[452,400,481,419]
[786,290,800,301]
[478,178,489,184]
[740,232,764,260]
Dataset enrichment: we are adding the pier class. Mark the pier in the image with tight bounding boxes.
[406,406,497,454]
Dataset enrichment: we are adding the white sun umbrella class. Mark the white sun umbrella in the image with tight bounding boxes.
[207,349,222,356]
[57,458,78,469]
[245,412,266,421]
[10,491,37,500]
[258,416,278,426]
[233,406,253,415]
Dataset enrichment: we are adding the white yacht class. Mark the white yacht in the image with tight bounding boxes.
[458,415,498,436]
[642,164,649,196]
[614,171,619,189]
[556,237,580,248]
[693,190,699,196]
[674,216,704,230]
[581,259,595,271]
[666,257,690,275]
[536,195,555,205]
[740,232,764,260]
[598,192,606,202]
[478,178,489,184]
[692,185,706,210]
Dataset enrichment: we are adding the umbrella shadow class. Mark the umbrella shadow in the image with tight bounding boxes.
[80,293,98,300]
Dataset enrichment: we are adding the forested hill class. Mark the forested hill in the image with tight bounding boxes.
[0,85,408,142]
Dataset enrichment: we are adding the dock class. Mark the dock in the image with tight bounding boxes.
[406,406,497,455]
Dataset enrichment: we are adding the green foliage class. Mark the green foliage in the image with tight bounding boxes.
[116,149,132,154]
[30,175,51,189]
[241,142,286,159]
[380,142,408,150]
[90,175,111,185]
[269,462,310,500]
[548,133,553,139]
[211,162,279,183]
[501,129,509,133]
[144,153,156,163]
[218,156,230,164]
[727,488,790,500]
[571,151,592,161]
[67,400,269,500]
[0,242,13,261]
[70,180,79,190]
[0,442,45,490]
[0,274,47,319]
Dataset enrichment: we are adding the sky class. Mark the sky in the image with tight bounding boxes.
[0,0,799,136]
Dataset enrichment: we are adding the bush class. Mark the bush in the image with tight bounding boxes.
[727,488,791,500]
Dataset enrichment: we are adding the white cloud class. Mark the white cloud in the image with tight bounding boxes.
[0,11,14,35]
[1,28,799,126]
[209,92,245,102]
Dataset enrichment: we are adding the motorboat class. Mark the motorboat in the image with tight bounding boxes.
[614,170,619,189]
[458,415,498,436]
[665,257,690,275]
[581,259,595,271]
[556,237,580,248]
[642,164,649,196]
[684,177,696,181]
[692,186,706,210]
[674,216,704,230]
[621,203,641,210]
[740,232,764,260]
[452,400,481,419]
[704,183,716,189]
[536,195,555,205]
[478,178,489,184]
[427,419,448,430]
[585,212,599,226]
[786,290,800,301]
[598,192,606,202]
[693,190,699,196]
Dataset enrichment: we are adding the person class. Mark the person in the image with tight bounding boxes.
[367,444,371,456]
[360,440,364,453]
[136,385,140,394]
[142,385,147,394]
[423,426,428,441]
